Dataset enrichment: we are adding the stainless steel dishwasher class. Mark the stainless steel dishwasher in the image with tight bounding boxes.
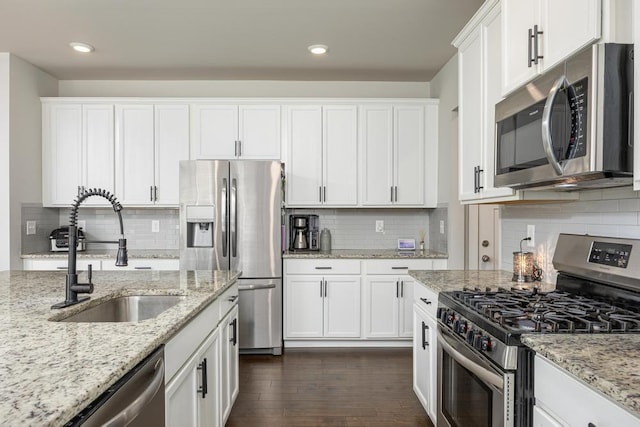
[64,346,165,426]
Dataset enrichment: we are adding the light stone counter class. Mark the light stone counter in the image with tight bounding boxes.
[0,269,240,426]
[283,248,448,260]
[21,249,179,259]
[409,269,639,419]
[522,334,640,418]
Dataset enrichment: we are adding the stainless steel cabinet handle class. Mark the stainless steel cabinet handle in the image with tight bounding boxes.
[533,24,543,65]
[314,266,332,270]
[154,186,158,202]
[391,266,408,270]
[238,140,242,157]
[542,75,568,175]
[234,140,239,157]
[149,185,153,202]
[477,167,483,191]
[390,186,394,202]
[227,295,239,302]
[473,166,479,193]
[528,28,534,67]
[421,321,429,349]
[324,280,327,297]
[231,178,238,258]
[221,178,228,257]
[401,280,404,298]
[396,281,399,298]
[437,329,504,390]
[323,186,326,203]
[230,318,238,345]
[394,186,398,202]
[56,266,67,270]
[319,186,323,203]
[197,358,208,398]
[320,280,323,297]
[102,358,165,427]
[134,266,152,270]
[420,297,432,305]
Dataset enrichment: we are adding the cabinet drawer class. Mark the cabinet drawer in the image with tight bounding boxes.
[218,282,239,320]
[363,259,434,275]
[535,355,639,426]
[413,281,438,318]
[285,259,361,275]
[101,259,179,271]
[23,258,100,271]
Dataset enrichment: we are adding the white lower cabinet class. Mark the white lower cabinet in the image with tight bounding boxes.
[165,282,239,427]
[23,258,179,271]
[412,281,439,425]
[364,276,413,338]
[533,355,640,426]
[22,258,98,271]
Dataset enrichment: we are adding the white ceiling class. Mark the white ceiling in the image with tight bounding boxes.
[0,0,484,81]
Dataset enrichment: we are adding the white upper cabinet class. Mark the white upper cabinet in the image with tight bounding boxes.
[284,105,358,207]
[501,0,601,95]
[455,1,578,204]
[191,104,281,160]
[42,102,115,207]
[360,102,438,207]
[116,104,189,206]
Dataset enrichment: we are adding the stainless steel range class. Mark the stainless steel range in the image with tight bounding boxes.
[436,233,640,427]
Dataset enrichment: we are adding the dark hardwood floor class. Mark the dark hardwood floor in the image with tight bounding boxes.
[226,348,434,427]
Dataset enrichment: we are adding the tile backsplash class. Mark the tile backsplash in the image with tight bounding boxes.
[501,187,640,283]
[287,208,431,250]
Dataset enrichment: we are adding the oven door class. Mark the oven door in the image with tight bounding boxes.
[437,325,514,427]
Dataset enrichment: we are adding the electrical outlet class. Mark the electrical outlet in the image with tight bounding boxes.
[375,220,384,233]
[26,221,37,235]
[439,220,445,235]
[78,220,86,232]
[527,225,535,247]
[152,220,160,233]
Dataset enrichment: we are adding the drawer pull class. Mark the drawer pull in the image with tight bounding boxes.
[420,297,432,305]
[134,266,152,270]
[56,266,67,270]
[314,266,332,270]
[391,266,408,270]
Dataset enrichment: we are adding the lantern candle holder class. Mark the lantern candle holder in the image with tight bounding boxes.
[512,250,534,282]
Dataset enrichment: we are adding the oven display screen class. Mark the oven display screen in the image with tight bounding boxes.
[588,242,632,268]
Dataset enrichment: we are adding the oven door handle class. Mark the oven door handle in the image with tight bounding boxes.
[437,329,504,390]
[541,75,568,176]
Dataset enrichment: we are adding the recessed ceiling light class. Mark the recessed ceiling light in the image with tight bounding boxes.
[70,42,94,53]
[308,44,328,55]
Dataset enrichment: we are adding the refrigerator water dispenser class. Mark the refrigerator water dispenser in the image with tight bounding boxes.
[185,205,215,248]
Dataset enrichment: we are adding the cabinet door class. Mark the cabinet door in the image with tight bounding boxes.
[365,276,400,337]
[458,26,484,202]
[220,306,239,425]
[190,104,238,159]
[284,106,323,206]
[394,106,425,206]
[198,329,221,427]
[323,276,361,338]
[501,0,540,95]
[360,105,394,206]
[532,406,564,427]
[284,276,324,338]
[155,104,189,205]
[115,104,155,205]
[83,104,115,206]
[323,105,358,206]
[541,0,601,72]
[238,105,281,159]
[480,6,516,200]
[43,103,82,206]
[413,306,437,423]
[165,352,199,427]
[399,279,414,338]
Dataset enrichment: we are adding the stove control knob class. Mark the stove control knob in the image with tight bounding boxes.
[481,337,492,352]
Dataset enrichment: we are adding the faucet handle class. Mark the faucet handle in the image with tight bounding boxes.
[88,264,93,284]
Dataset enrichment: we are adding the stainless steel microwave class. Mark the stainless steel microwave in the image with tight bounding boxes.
[494,43,634,190]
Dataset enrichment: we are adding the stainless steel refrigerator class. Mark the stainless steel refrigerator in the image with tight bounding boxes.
[179,160,283,355]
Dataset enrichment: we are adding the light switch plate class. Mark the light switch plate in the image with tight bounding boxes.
[152,220,160,233]
[375,220,384,233]
[26,221,36,235]
[440,220,445,234]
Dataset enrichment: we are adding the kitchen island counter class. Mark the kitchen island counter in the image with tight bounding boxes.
[410,269,639,420]
[0,269,240,426]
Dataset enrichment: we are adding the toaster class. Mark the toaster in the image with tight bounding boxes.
[49,227,86,252]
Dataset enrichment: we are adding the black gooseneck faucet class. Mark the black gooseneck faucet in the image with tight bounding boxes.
[51,188,128,309]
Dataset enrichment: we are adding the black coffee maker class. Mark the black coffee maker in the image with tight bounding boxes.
[289,215,319,251]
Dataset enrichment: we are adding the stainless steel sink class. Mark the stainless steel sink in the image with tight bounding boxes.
[58,295,186,322]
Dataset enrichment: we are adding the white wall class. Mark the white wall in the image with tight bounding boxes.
[501,187,640,283]
[58,80,430,98]
[0,54,58,270]
[429,55,464,268]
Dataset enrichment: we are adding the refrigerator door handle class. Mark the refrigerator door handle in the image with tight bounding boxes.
[222,178,228,257]
[238,283,276,291]
[231,178,238,258]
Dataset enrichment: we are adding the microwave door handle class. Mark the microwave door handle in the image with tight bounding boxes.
[542,75,568,175]
[437,329,504,391]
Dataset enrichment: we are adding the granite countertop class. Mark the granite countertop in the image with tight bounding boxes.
[522,334,640,418]
[0,269,240,426]
[283,248,448,259]
[21,249,179,259]
[409,269,639,419]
